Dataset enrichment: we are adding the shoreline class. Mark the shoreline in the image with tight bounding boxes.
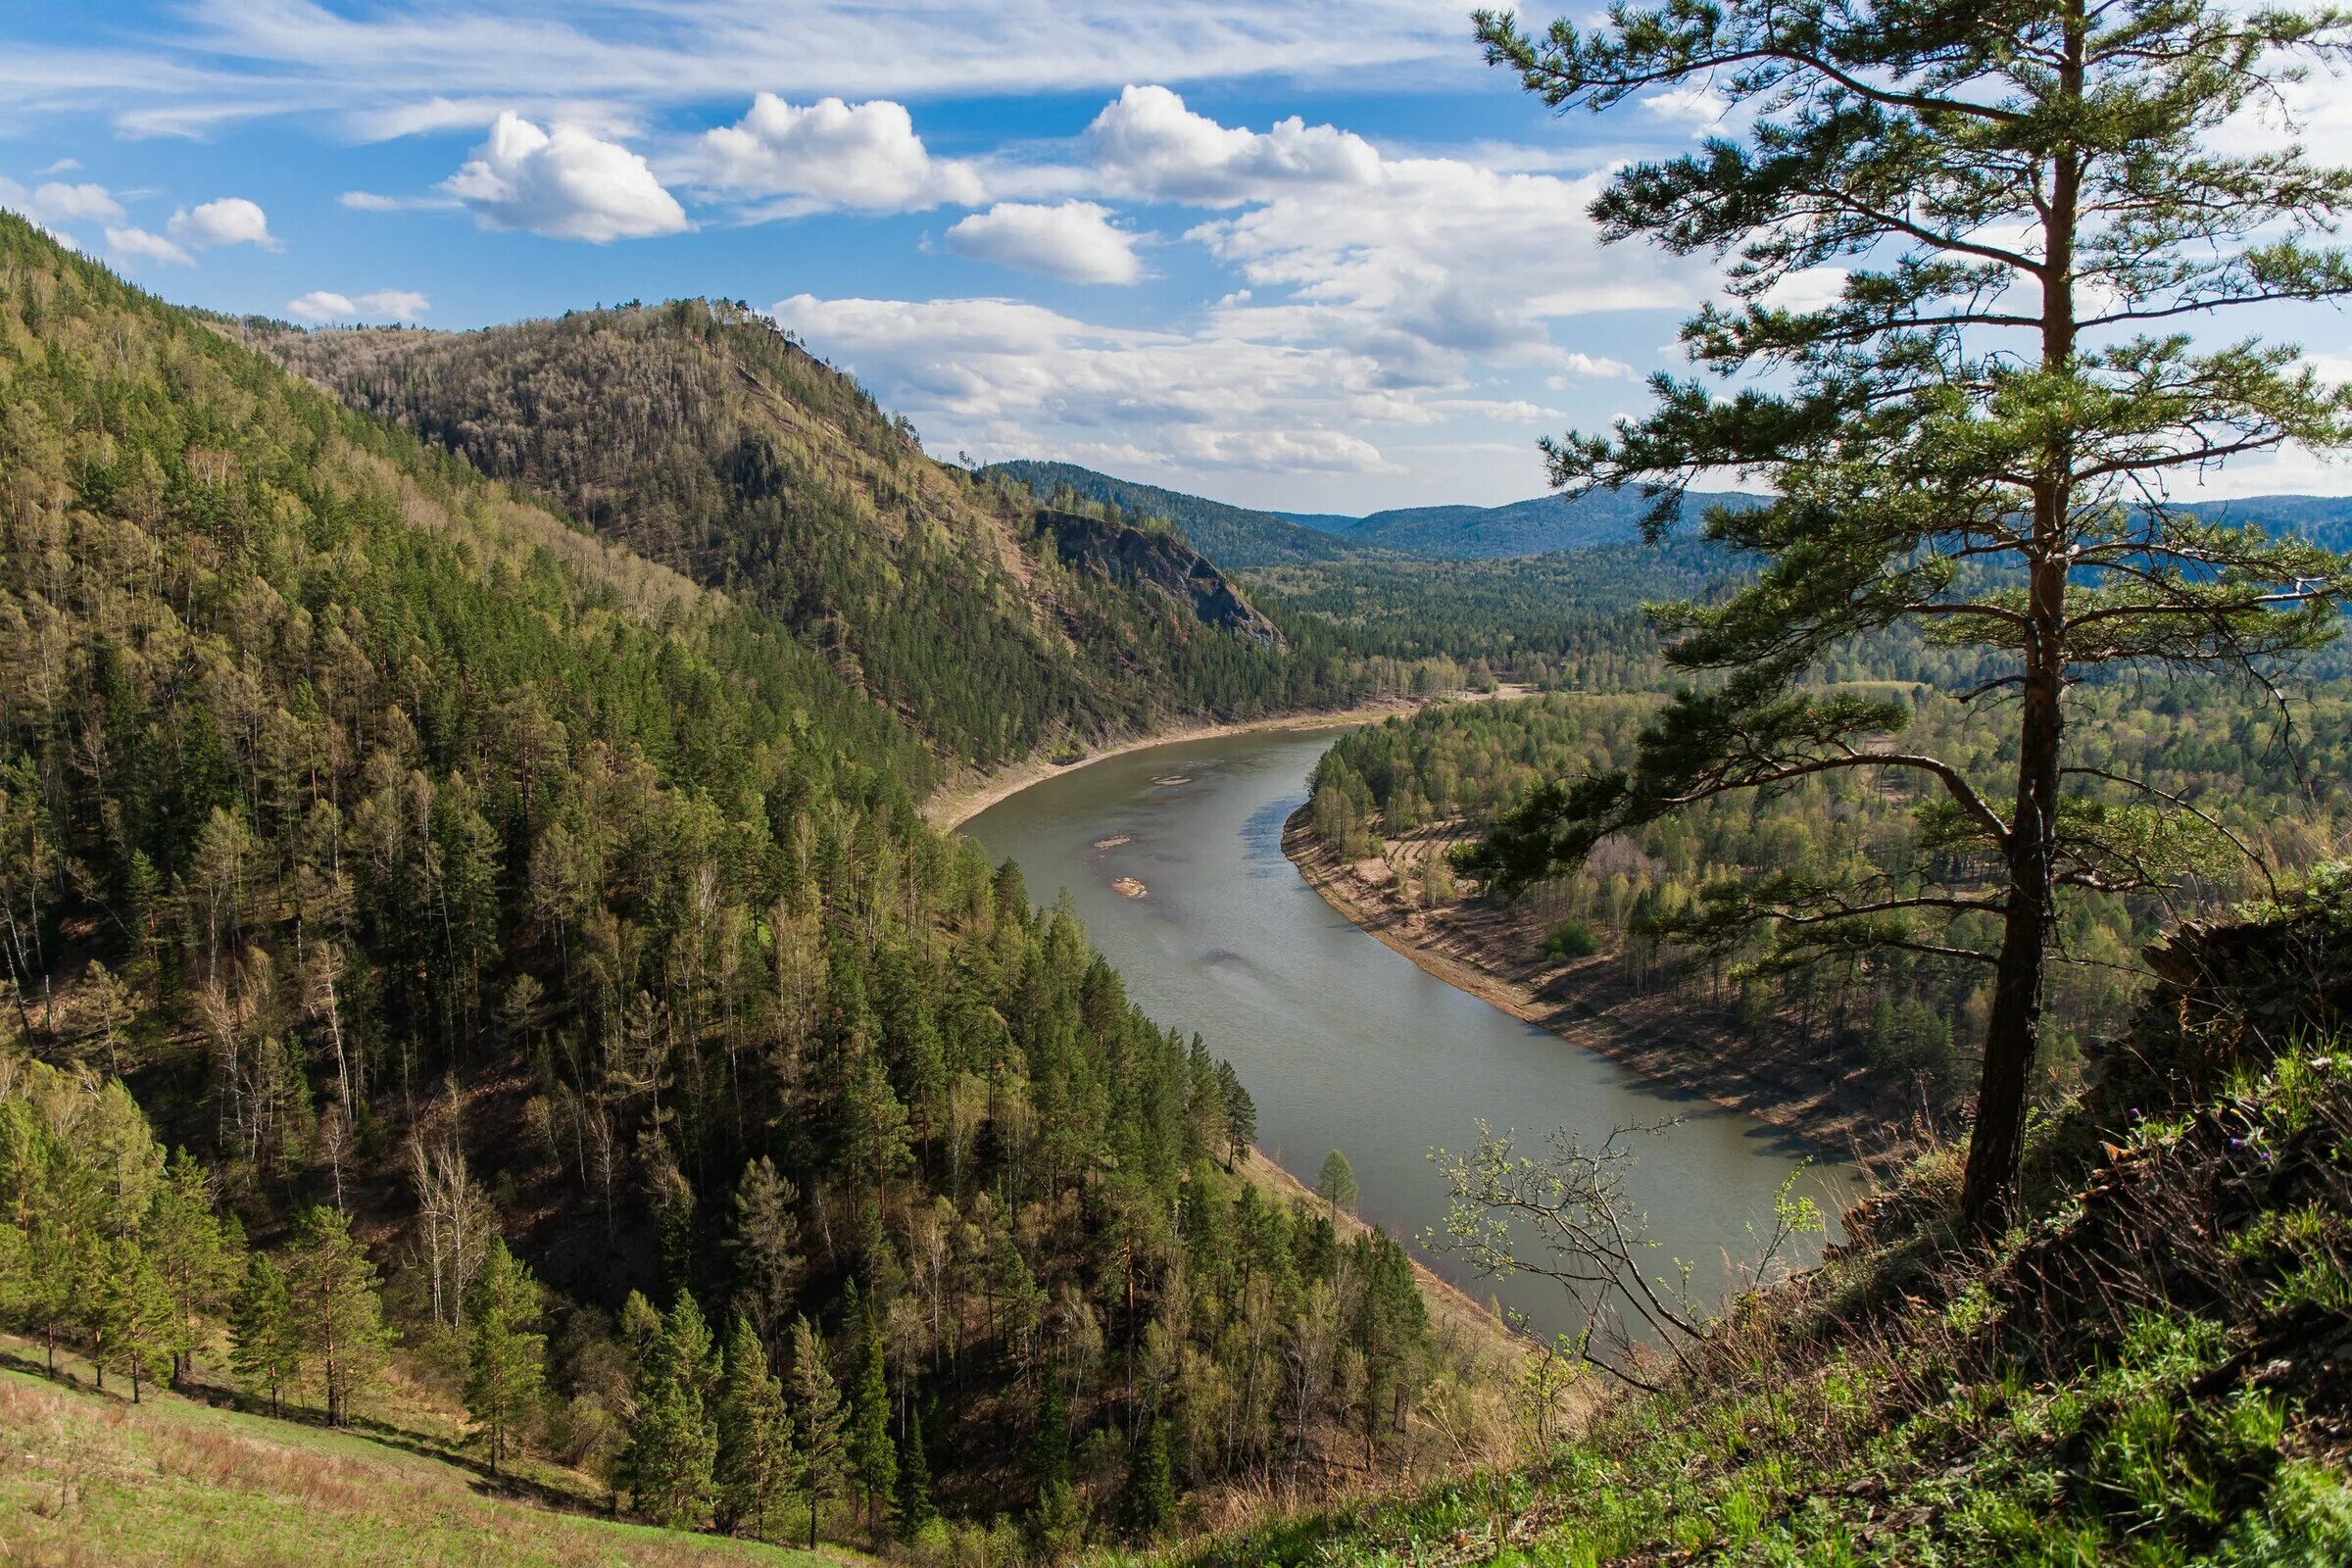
[926,696,1434,832]
[1281,808,1928,1172]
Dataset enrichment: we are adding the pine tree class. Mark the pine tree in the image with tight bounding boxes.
[894,1398,936,1541]
[288,1204,396,1427]
[1121,1411,1177,1541]
[844,1280,897,1529]
[228,1250,298,1415]
[143,1149,237,1387]
[621,1289,719,1527]
[1315,1149,1357,1218]
[91,1237,173,1402]
[1215,1060,1255,1168]
[1471,0,2352,1234]
[714,1314,795,1539]
[463,1237,546,1475]
[1026,1366,1082,1554]
[786,1314,847,1550]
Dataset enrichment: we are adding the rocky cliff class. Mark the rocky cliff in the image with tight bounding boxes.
[1036,508,1286,649]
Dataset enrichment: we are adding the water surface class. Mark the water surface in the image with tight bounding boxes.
[964,725,1854,1342]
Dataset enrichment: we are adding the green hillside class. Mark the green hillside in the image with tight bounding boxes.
[0,1359,838,1568]
[0,212,1505,1560]
[247,311,1389,766]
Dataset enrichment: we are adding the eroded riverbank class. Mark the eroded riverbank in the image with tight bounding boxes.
[1282,810,1936,1170]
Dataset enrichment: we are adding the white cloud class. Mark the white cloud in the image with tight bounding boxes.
[442,112,687,241]
[29,180,124,223]
[1083,84,1381,205]
[1641,83,1730,126]
[34,158,80,175]
[14,4,1477,141]
[768,292,1398,466]
[697,94,983,214]
[287,287,431,323]
[168,195,279,250]
[1545,353,1637,384]
[286,290,358,320]
[104,225,192,266]
[1192,154,1701,370]
[1758,266,1850,313]
[946,201,1144,285]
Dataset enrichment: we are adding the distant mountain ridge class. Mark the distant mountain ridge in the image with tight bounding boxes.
[984,459,1362,567]
[993,458,2352,565]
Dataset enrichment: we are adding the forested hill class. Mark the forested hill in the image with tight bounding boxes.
[984,459,1365,568]
[0,212,1502,1556]
[242,306,1372,768]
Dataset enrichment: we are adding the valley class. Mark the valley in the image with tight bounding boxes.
[10,2,2352,1560]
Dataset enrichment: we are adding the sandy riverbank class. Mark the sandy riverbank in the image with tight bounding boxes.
[926,690,1529,832]
[1282,810,1938,1172]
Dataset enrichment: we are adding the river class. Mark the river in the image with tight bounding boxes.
[962,724,1856,1344]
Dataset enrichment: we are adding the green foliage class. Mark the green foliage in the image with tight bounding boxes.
[785,1315,846,1551]
[622,1290,721,1529]
[842,1280,896,1528]
[1543,918,1600,960]
[1325,683,2352,1102]
[715,1314,797,1541]
[464,1238,546,1475]
[228,1251,298,1415]
[288,1205,397,1427]
[1314,1151,1357,1217]
[893,1400,935,1541]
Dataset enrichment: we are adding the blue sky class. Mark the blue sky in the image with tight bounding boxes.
[4,1,2349,513]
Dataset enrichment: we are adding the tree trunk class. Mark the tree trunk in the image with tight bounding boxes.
[1964,13,2082,1238]
[1962,640,2061,1233]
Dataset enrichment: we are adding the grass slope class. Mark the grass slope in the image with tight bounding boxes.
[0,1365,846,1568]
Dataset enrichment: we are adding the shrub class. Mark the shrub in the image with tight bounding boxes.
[1544,918,1600,960]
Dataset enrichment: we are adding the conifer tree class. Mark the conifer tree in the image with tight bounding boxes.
[143,1148,237,1387]
[1215,1061,1255,1168]
[894,1398,936,1541]
[464,1238,546,1475]
[715,1314,795,1539]
[228,1251,298,1415]
[1121,1412,1177,1541]
[844,1279,897,1529]
[1315,1150,1357,1218]
[1471,0,2352,1232]
[621,1289,720,1527]
[786,1313,847,1550]
[91,1238,173,1402]
[288,1204,396,1427]
[1027,1366,1082,1554]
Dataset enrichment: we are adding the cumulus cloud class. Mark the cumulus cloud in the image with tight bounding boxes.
[698,93,983,214]
[767,291,1400,468]
[1083,84,1381,205]
[104,225,192,266]
[287,288,431,322]
[168,196,279,250]
[946,201,1144,285]
[1544,353,1636,384]
[1191,154,1702,378]
[442,112,687,241]
[29,181,124,224]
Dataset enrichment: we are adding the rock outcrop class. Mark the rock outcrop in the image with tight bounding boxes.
[1036,509,1286,649]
